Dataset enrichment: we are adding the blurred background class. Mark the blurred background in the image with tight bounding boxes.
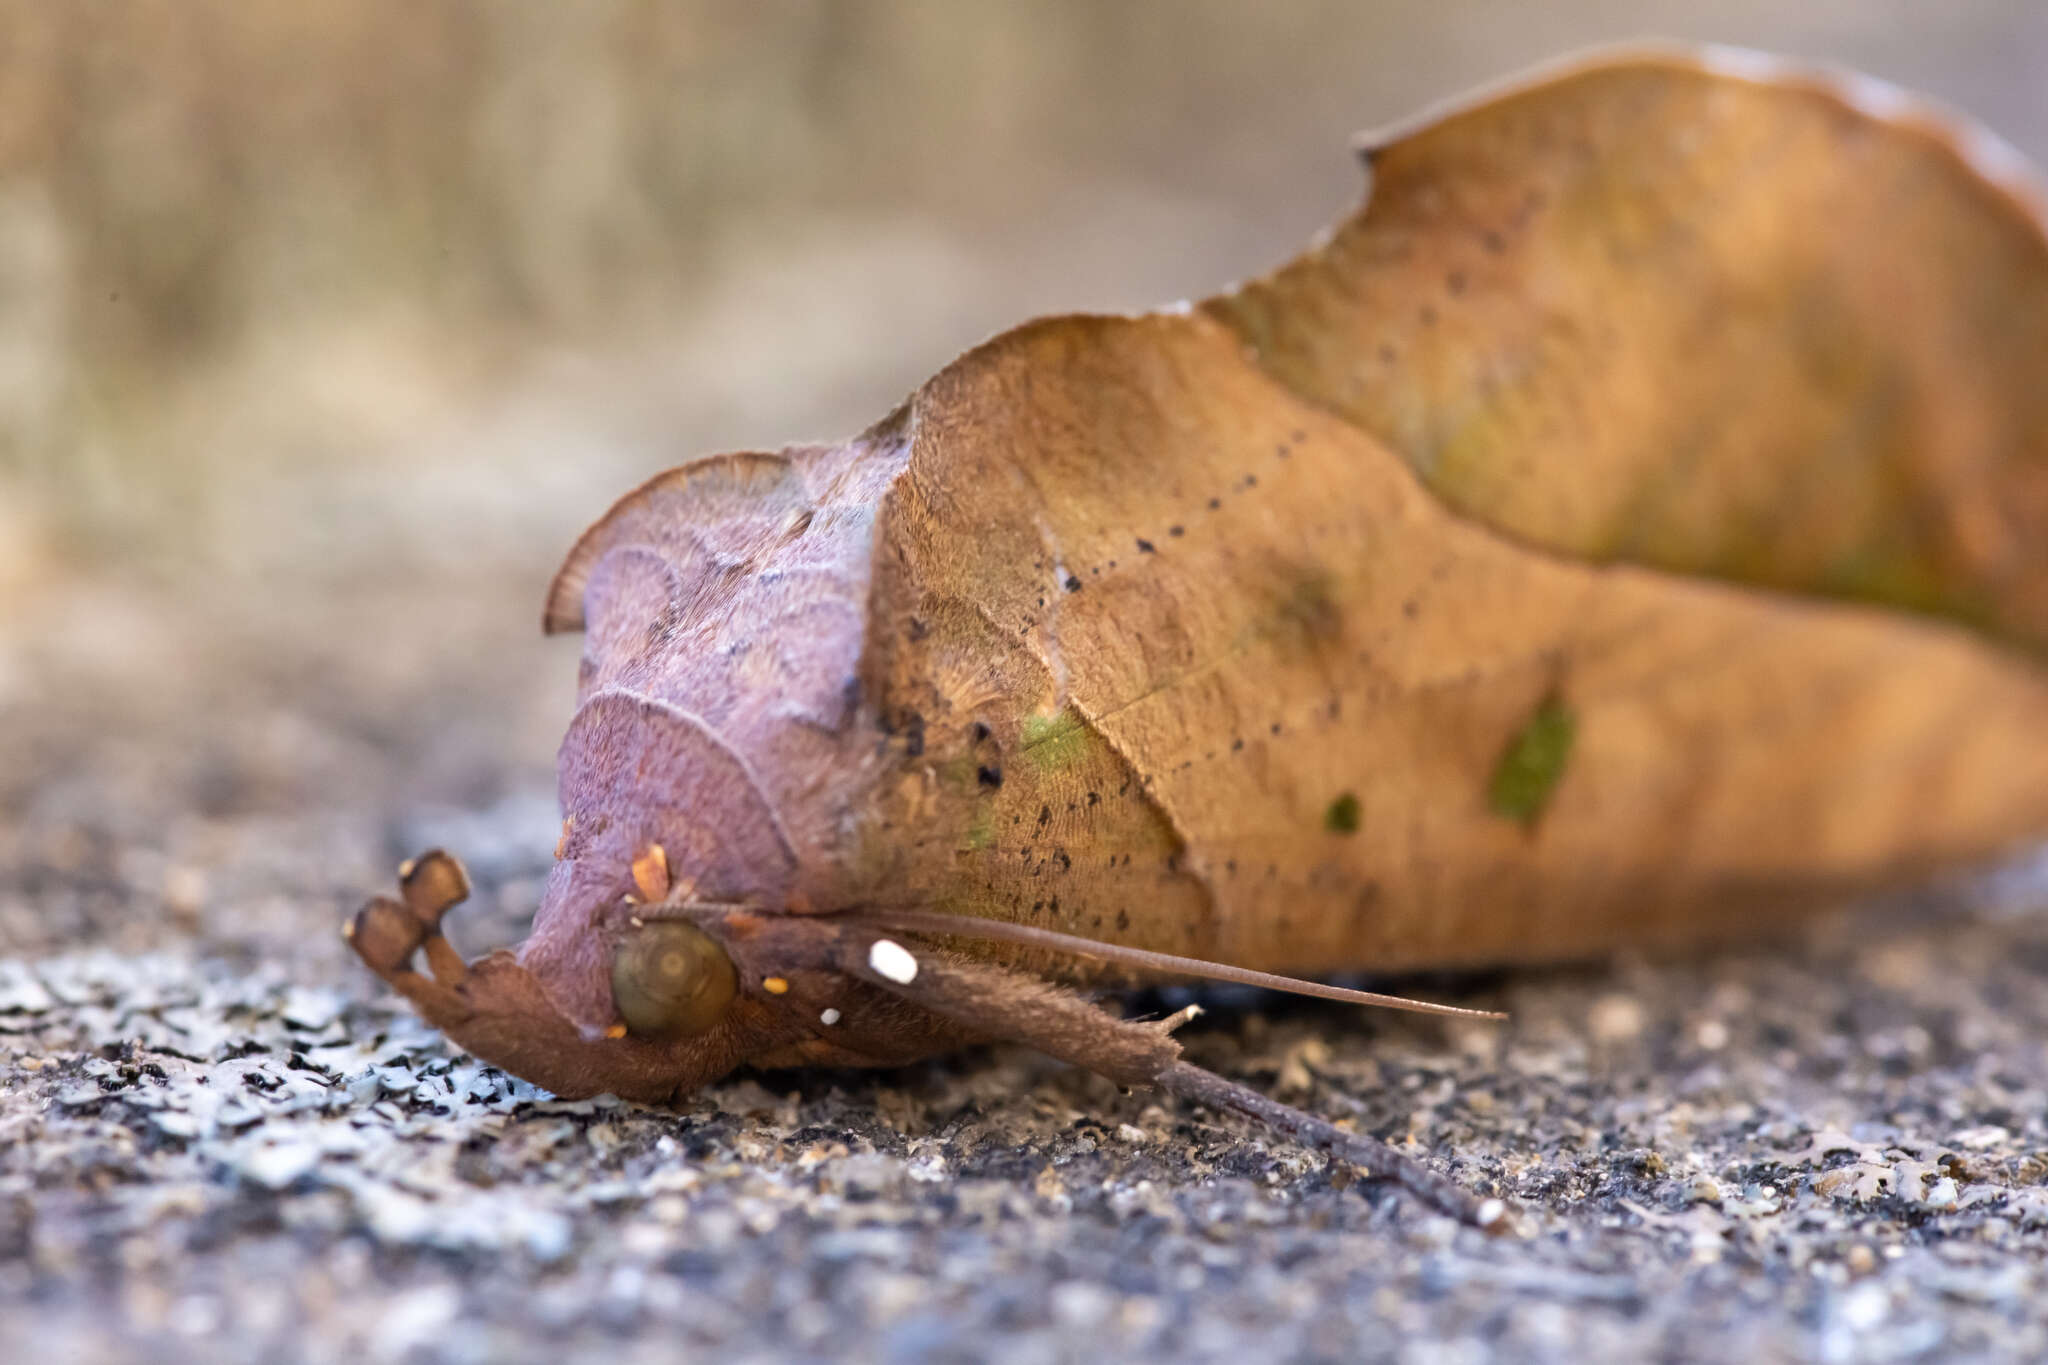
[4,0,2046,962]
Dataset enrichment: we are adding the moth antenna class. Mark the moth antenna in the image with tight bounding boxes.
[845,909,1506,1022]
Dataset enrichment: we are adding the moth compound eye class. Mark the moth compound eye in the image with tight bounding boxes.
[610,921,737,1038]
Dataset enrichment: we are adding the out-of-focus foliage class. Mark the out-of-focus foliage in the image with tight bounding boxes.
[0,0,2041,575]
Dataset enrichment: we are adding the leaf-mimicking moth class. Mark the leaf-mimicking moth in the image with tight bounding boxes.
[349,47,2048,1226]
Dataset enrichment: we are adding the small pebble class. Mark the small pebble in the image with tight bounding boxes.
[1588,993,1645,1044]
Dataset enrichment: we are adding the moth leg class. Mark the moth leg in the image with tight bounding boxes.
[1156,1061,1514,1234]
[835,933,1181,1087]
[833,925,1511,1231]
[395,849,471,986]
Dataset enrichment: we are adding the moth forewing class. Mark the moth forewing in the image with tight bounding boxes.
[350,47,2048,1224]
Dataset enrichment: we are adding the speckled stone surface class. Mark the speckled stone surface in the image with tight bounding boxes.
[6,574,2048,1364]
[8,4,2048,1360]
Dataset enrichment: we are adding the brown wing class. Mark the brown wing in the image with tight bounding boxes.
[1207,49,2048,652]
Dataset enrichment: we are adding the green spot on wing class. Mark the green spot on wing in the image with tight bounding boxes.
[1489,697,1576,824]
[1021,707,1093,769]
[962,807,995,852]
[1324,792,1361,834]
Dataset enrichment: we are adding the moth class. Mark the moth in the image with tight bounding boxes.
[350,47,2048,1226]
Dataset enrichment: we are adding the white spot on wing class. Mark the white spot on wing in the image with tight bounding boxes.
[868,938,919,984]
[819,1008,841,1026]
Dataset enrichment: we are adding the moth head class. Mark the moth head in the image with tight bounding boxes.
[346,849,787,1104]
[345,847,956,1104]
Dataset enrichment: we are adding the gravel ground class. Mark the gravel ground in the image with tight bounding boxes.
[7,10,2048,1355]
[6,574,2048,1365]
